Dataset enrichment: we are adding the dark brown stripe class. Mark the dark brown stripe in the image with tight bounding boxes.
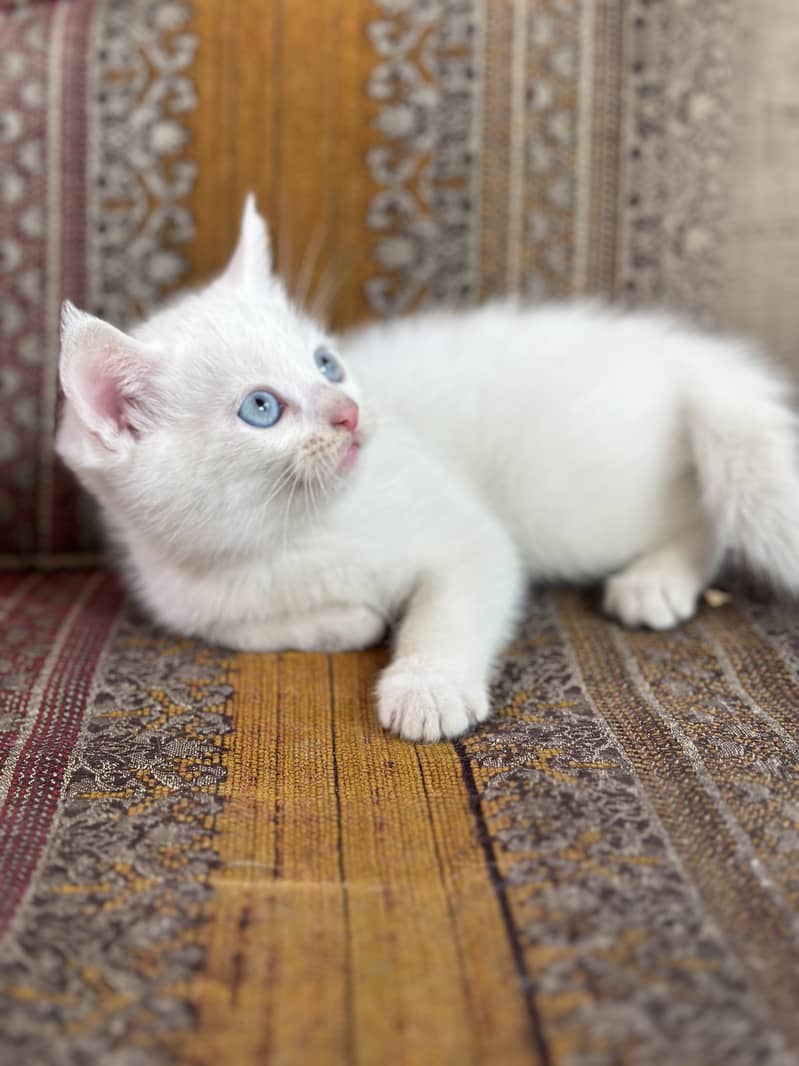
[327,655,355,1066]
[455,739,552,1066]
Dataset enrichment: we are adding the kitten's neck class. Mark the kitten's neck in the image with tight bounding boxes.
[107,507,304,581]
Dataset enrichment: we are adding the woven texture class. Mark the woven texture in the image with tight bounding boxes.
[3,0,799,558]
[1,572,798,1065]
[2,4,799,1063]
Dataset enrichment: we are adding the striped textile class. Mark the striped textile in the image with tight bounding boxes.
[1,571,797,1065]
[2,7,799,1059]
[3,0,799,559]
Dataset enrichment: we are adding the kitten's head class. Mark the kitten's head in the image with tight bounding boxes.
[56,196,368,565]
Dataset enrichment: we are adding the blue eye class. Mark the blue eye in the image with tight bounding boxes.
[238,390,283,428]
[314,347,344,383]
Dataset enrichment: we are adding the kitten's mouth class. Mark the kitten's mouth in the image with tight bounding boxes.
[338,433,361,474]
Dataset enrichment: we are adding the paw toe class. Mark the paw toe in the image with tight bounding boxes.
[604,574,698,631]
[377,657,488,742]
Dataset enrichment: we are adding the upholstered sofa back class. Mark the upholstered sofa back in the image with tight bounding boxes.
[2,0,799,563]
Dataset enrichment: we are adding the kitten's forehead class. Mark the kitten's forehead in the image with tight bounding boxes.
[133,283,327,384]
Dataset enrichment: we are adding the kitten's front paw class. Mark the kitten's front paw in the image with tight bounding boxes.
[377,656,489,743]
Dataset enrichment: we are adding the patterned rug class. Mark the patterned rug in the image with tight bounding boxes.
[1,570,798,1066]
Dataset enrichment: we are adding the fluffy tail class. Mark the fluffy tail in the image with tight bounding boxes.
[688,351,799,593]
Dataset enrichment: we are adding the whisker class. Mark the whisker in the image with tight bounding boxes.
[303,469,316,527]
[277,183,295,291]
[294,223,326,313]
[310,467,325,524]
[258,465,296,513]
[309,245,357,327]
[308,265,344,328]
[281,472,300,555]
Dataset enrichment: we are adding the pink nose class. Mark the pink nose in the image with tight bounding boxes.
[330,397,359,433]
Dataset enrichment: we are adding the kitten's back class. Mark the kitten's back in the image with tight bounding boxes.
[344,303,703,579]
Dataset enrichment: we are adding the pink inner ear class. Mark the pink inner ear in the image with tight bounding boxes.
[61,310,155,446]
[86,369,127,429]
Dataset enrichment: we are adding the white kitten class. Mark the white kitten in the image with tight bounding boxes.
[56,197,799,742]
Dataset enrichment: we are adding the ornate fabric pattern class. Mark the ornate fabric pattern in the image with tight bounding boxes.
[4,0,799,559]
[86,0,197,329]
[0,0,197,561]
[0,5,56,556]
[615,0,734,321]
[1,575,798,1064]
[467,591,799,1065]
[3,4,799,1063]
[366,1,482,315]
[0,571,233,1063]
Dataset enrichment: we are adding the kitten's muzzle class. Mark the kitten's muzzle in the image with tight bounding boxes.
[327,396,359,434]
[332,398,361,473]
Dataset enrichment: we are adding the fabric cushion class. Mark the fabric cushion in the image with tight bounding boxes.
[1,570,798,1063]
[3,0,799,560]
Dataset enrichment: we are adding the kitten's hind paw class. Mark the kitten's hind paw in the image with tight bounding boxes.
[377,656,489,742]
[602,570,699,630]
[602,525,717,630]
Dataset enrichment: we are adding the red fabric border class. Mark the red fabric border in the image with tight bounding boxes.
[0,571,124,935]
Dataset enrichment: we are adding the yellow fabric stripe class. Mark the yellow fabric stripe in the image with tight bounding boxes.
[181,652,284,1064]
[183,0,377,329]
[183,648,537,1064]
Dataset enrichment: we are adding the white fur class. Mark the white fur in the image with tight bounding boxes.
[56,199,799,742]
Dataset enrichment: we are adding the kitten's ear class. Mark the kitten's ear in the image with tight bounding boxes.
[59,301,160,452]
[222,193,272,289]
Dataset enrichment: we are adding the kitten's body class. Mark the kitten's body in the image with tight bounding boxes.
[348,304,705,582]
[56,199,799,741]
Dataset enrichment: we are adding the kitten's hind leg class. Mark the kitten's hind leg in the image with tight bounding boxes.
[602,521,721,630]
